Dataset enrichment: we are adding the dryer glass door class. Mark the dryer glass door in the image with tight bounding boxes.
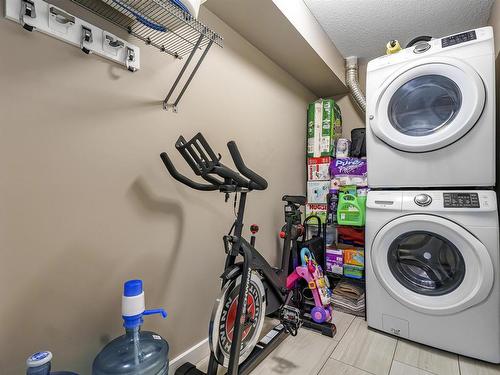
[388,75,462,137]
[371,214,494,315]
[370,57,485,152]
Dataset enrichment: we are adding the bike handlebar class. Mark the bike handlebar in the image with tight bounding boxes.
[160,152,218,191]
[160,133,268,192]
[227,141,268,191]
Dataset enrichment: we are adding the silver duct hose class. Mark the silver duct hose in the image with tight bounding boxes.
[345,56,366,112]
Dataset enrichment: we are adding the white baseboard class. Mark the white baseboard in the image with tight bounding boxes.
[169,338,210,373]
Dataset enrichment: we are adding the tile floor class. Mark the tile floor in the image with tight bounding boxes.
[199,312,500,375]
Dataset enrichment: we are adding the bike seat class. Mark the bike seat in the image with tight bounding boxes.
[282,195,306,206]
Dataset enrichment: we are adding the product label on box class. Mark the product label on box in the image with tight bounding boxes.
[326,247,343,275]
[307,157,331,180]
[307,101,323,157]
[308,99,342,158]
[306,203,327,224]
[330,158,368,187]
[343,249,365,267]
[307,181,330,204]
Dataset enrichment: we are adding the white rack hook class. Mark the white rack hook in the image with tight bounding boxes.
[81,26,93,54]
[126,47,137,72]
[20,0,36,32]
[105,34,125,49]
[49,6,75,28]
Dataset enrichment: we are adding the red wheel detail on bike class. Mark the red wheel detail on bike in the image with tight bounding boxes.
[225,294,256,342]
[209,273,266,367]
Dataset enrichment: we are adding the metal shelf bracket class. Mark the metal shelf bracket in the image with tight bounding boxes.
[163,32,214,112]
[69,0,223,112]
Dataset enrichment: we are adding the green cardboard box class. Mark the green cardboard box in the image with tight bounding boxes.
[307,100,323,157]
[307,99,342,158]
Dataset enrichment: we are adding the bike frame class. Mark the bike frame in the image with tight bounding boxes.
[206,191,296,375]
[161,133,305,375]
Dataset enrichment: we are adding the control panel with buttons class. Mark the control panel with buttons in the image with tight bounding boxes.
[441,31,477,48]
[443,192,480,208]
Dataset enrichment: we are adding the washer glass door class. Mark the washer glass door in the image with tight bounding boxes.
[369,57,485,152]
[371,214,494,315]
[387,231,466,296]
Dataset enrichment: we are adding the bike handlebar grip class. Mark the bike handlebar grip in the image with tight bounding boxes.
[160,152,218,191]
[227,141,268,190]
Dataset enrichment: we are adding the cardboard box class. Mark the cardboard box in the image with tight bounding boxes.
[307,157,331,180]
[321,99,342,157]
[305,203,327,224]
[307,100,323,157]
[307,181,330,204]
[326,247,343,275]
[343,264,364,279]
[307,99,342,158]
[343,249,365,267]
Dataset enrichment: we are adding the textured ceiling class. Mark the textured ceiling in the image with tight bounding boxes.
[303,0,494,60]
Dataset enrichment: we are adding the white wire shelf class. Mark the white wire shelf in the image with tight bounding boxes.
[70,0,223,111]
[71,0,223,58]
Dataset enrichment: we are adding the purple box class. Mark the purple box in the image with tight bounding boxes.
[326,247,343,275]
[330,158,368,188]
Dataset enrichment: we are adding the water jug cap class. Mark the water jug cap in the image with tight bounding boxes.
[122,279,167,329]
[27,351,52,367]
[124,279,143,297]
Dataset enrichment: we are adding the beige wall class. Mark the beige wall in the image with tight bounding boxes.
[0,2,316,373]
[489,0,500,56]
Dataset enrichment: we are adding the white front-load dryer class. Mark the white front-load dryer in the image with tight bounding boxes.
[366,27,495,188]
[365,190,500,363]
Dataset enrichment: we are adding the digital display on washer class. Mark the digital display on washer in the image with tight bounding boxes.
[443,193,480,208]
[441,31,477,48]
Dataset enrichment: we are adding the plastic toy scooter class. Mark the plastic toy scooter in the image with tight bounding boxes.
[286,248,333,324]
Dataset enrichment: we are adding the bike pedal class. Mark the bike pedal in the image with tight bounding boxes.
[280,305,302,331]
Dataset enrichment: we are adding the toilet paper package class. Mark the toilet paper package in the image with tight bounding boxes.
[330,158,368,188]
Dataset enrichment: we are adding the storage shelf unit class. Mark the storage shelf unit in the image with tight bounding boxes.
[70,0,223,111]
[71,0,223,58]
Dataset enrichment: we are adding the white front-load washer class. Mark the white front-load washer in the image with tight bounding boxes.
[366,190,500,363]
[366,27,495,188]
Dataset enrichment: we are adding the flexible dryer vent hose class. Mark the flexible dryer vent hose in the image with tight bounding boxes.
[345,56,366,112]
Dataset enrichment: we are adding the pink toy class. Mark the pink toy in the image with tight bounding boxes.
[286,248,333,323]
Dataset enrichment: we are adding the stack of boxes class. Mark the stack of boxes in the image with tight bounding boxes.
[306,99,342,224]
[305,100,367,284]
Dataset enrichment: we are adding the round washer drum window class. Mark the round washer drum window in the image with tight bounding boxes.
[387,231,466,296]
[388,74,462,136]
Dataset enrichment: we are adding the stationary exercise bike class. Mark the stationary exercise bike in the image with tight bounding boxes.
[160,133,307,375]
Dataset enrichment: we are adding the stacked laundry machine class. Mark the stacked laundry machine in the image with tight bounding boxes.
[364,26,500,363]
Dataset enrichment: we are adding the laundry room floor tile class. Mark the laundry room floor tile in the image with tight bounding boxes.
[331,317,397,375]
[319,358,372,375]
[459,356,500,375]
[331,310,356,340]
[394,340,459,375]
[251,328,339,375]
[389,360,435,375]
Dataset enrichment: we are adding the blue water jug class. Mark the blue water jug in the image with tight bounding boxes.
[92,279,169,375]
[26,351,79,375]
